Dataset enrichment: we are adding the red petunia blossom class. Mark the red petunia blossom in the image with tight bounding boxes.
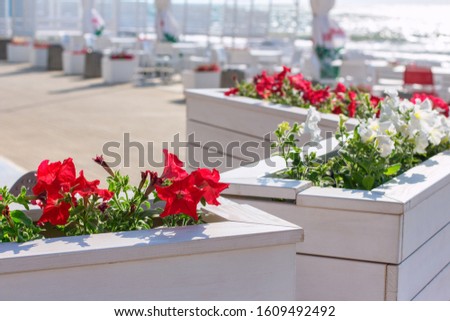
[224,87,239,96]
[192,168,229,206]
[304,87,331,105]
[161,149,188,181]
[334,82,347,94]
[32,158,76,200]
[155,175,204,221]
[73,170,113,201]
[411,93,449,117]
[288,73,312,92]
[255,71,276,99]
[37,197,72,226]
[347,91,357,118]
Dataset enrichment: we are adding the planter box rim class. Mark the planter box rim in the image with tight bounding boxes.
[185,88,360,127]
[0,199,302,275]
[222,150,450,214]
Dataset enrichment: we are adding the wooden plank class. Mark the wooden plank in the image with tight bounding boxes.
[413,262,450,301]
[373,151,450,210]
[389,223,450,300]
[401,182,450,260]
[227,196,402,263]
[0,245,297,300]
[187,119,268,161]
[221,156,311,200]
[296,254,386,300]
[186,89,349,140]
[297,186,404,215]
[0,219,301,275]
[186,142,243,172]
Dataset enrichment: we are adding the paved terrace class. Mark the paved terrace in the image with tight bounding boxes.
[0,62,186,186]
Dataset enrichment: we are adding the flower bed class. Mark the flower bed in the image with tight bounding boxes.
[30,43,49,68]
[7,40,30,63]
[186,66,450,172]
[102,54,138,84]
[220,91,450,300]
[63,50,86,75]
[0,151,303,299]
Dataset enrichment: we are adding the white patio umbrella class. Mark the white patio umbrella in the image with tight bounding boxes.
[310,0,345,79]
[155,0,180,42]
[81,0,104,36]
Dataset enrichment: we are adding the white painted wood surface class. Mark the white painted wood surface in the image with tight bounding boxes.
[221,151,450,300]
[185,89,357,172]
[0,200,303,300]
[102,56,138,84]
[62,51,85,75]
[6,43,30,63]
[30,47,48,68]
[182,70,220,90]
[296,254,387,301]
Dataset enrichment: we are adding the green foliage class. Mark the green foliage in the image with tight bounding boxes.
[0,187,43,243]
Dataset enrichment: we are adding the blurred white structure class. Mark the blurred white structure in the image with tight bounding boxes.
[154,0,179,42]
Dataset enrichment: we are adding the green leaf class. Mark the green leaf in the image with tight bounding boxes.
[10,210,33,226]
[200,197,206,207]
[362,176,375,190]
[384,163,401,176]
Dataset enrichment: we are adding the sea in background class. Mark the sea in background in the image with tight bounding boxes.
[164,0,450,56]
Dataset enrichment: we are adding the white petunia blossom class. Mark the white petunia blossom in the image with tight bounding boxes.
[303,107,322,142]
[414,131,429,154]
[376,135,395,158]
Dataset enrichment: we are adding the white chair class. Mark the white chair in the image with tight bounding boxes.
[339,60,375,87]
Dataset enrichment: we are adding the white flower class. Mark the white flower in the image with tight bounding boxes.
[429,126,444,146]
[414,131,429,154]
[303,107,322,142]
[358,119,377,143]
[376,135,395,158]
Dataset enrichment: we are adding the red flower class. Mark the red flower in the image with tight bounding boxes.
[192,168,229,205]
[73,170,113,201]
[161,149,188,181]
[411,93,449,117]
[37,197,72,226]
[334,82,347,94]
[347,91,357,118]
[156,175,204,221]
[32,158,76,199]
[224,87,239,96]
[304,87,331,105]
[288,74,312,92]
[255,71,276,99]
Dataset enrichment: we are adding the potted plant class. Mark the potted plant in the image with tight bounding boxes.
[102,52,138,84]
[30,42,50,68]
[182,63,221,91]
[185,66,383,171]
[0,150,302,300]
[6,38,31,63]
[63,49,87,75]
[220,90,450,300]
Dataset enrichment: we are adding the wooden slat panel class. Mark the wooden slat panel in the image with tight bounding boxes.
[296,254,386,301]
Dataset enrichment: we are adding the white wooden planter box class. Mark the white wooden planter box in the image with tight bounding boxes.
[185,89,357,172]
[102,56,138,84]
[0,199,302,300]
[182,70,221,90]
[30,47,48,68]
[62,51,85,75]
[220,152,450,301]
[6,43,30,63]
